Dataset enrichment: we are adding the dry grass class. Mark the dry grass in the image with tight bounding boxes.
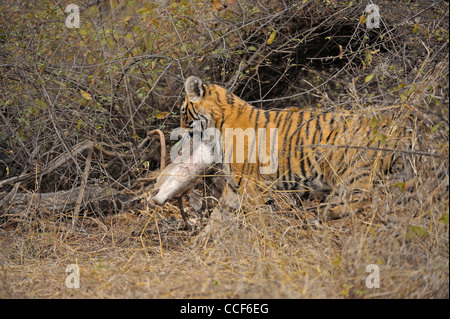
[1,157,448,299]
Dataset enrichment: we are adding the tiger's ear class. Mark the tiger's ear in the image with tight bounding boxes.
[185,76,204,103]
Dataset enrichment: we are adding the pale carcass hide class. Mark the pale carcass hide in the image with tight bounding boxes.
[147,142,215,207]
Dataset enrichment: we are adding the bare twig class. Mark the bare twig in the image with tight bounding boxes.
[0,141,94,190]
[73,144,94,225]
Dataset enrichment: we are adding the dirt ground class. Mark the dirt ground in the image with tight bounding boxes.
[1,182,448,299]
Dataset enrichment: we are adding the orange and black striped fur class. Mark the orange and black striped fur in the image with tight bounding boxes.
[181,76,414,219]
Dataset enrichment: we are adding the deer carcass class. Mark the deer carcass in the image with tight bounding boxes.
[147,142,215,207]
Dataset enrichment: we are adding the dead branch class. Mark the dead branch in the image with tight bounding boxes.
[97,142,137,159]
[0,140,94,190]
[73,145,94,224]
[0,185,121,219]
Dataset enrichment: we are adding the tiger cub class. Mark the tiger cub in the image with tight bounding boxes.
[180,75,415,220]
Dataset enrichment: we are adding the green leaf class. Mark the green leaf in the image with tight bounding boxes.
[120,15,132,23]
[77,119,85,130]
[341,284,350,297]
[267,31,276,45]
[153,110,170,120]
[410,225,428,238]
[359,15,366,24]
[370,117,378,128]
[368,227,376,237]
[431,124,440,133]
[393,182,405,192]
[247,46,257,52]
[365,49,373,65]
[332,255,342,267]
[80,90,92,100]
[365,74,375,83]
[438,213,449,225]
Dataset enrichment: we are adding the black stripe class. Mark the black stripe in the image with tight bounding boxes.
[229,183,239,191]
[271,109,281,123]
[279,113,292,142]
[333,147,347,171]
[283,115,294,158]
[321,113,333,143]
[338,163,350,178]
[299,136,306,178]
[275,111,286,128]
[329,115,335,128]
[325,129,337,144]
[237,173,243,187]
[238,103,247,115]
[305,154,312,177]
[247,107,255,124]
[264,110,271,123]
[238,160,248,187]
[226,91,235,105]
[342,117,348,133]
[201,84,207,98]
[218,113,225,133]
[305,114,314,142]
[311,117,321,145]
[317,114,326,143]
[292,114,305,157]
[191,104,200,117]
[282,169,290,190]
[187,104,197,120]
[303,114,309,141]
[286,115,302,179]
[255,109,261,128]
[199,114,209,131]
[256,108,267,128]
[273,111,287,181]
[187,108,195,121]
[348,172,371,185]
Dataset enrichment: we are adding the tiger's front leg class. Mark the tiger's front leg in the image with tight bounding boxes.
[192,183,240,246]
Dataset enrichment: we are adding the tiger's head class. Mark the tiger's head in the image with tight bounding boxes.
[180,76,226,132]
